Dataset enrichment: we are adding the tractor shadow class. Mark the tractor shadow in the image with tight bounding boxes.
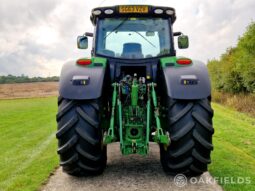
[63,143,221,191]
[105,142,165,176]
[69,143,175,190]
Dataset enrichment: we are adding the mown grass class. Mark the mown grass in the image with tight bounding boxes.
[209,103,255,191]
[0,97,58,191]
[0,97,254,191]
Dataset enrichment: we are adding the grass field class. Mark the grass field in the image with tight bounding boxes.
[0,97,254,191]
[209,103,255,191]
[0,97,58,191]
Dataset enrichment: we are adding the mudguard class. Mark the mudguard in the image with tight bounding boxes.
[59,61,106,100]
[162,60,211,100]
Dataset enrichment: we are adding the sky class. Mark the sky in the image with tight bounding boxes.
[0,0,254,77]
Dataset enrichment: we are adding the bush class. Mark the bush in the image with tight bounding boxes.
[208,22,255,93]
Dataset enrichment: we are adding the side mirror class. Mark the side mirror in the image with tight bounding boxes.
[178,35,189,49]
[77,36,88,49]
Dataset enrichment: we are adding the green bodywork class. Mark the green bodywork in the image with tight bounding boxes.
[77,57,107,68]
[160,56,192,68]
[78,56,192,69]
[103,76,170,155]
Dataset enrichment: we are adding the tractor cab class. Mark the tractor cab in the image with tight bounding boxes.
[78,5,188,59]
[77,5,189,82]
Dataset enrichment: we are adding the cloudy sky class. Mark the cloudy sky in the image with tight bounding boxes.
[0,0,254,77]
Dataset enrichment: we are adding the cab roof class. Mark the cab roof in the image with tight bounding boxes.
[90,5,176,25]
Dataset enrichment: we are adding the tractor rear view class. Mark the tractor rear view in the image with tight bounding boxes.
[56,5,214,176]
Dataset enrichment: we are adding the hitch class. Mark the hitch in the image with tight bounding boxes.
[103,79,170,155]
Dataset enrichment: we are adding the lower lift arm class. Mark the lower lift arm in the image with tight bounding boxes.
[150,83,170,145]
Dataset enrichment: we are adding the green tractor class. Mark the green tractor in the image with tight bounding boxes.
[56,5,214,176]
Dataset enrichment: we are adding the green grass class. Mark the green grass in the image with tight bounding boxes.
[0,97,58,191]
[209,103,255,191]
[0,98,254,191]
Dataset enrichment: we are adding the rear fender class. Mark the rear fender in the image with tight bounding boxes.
[59,59,106,100]
[162,60,211,99]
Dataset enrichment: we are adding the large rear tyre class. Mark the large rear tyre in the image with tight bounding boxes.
[160,98,214,176]
[56,96,106,176]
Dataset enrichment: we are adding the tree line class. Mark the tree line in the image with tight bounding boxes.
[207,22,255,93]
[0,75,59,84]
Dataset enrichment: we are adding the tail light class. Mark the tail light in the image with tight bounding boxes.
[76,58,92,65]
[176,58,192,65]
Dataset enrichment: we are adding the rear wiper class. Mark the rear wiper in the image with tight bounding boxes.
[104,18,128,39]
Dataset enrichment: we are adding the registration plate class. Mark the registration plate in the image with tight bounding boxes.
[119,6,149,14]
